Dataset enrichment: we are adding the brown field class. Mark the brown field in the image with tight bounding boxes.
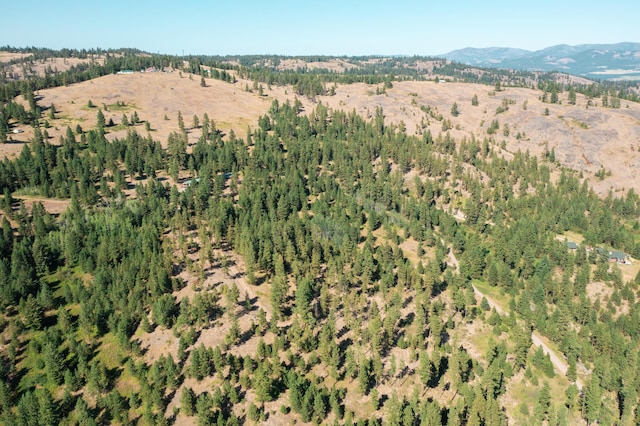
[0,52,32,63]
[12,195,71,215]
[1,55,106,80]
[314,80,640,197]
[9,71,276,148]
[276,57,360,73]
[4,65,640,196]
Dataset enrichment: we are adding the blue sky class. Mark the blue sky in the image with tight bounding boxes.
[2,0,638,56]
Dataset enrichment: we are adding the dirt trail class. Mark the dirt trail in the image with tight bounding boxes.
[531,332,583,390]
[471,284,584,390]
[453,242,584,390]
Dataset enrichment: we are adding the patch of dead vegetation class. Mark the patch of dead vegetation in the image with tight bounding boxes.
[586,279,631,318]
[137,327,178,365]
[12,195,70,215]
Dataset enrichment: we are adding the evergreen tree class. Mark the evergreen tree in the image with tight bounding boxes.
[451,102,459,117]
[181,387,196,416]
[96,109,105,129]
[584,376,601,424]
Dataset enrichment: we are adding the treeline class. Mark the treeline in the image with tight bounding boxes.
[0,48,240,136]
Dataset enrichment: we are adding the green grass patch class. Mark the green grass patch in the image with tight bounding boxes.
[48,265,90,314]
[472,279,510,312]
[105,102,137,112]
[94,333,128,371]
[116,363,141,397]
[558,231,584,245]
[508,371,576,424]
[568,119,589,129]
[13,187,46,197]
[55,113,86,124]
[16,330,48,393]
[66,303,81,317]
[104,123,131,132]
[467,323,495,361]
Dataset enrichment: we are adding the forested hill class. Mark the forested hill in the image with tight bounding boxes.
[0,48,640,425]
[442,42,640,81]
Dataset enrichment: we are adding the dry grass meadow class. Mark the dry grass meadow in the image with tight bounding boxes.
[5,67,640,198]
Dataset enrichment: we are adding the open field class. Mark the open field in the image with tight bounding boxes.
[9,71,279,149]
[0,52,32,63]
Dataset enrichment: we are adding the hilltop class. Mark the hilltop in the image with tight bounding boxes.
[4,56,640,197]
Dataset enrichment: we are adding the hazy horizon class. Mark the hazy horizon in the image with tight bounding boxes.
[2,0,638,57]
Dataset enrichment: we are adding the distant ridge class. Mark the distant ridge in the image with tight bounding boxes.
[442,47,530,65]
[442,42,640,80]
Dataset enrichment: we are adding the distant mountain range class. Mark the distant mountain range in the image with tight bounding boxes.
[442,42,640,80]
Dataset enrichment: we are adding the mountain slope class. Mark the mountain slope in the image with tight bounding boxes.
[6,70,640,197]
[443,42,640,80]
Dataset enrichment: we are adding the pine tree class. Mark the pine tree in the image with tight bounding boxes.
[418,352,432,386]
[181,387,196,416]
[358,358,371,395]
[584,376,601,424]
[384,392,402,426]
[568,87,577,105]
[23,295,44,330]
[96,109,105,129]
[37,388,58,426]
[254,363,276,405]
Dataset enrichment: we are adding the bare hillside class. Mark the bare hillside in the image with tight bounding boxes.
[1,55,106,80]
[8,71,281,147]
[314,81,640,196]
[4,71,640,196]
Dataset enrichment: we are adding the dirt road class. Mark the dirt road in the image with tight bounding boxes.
[471,284,584,390]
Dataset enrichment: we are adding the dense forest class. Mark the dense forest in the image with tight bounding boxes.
[1,48,640,425]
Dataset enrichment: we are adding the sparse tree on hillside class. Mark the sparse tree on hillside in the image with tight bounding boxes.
[178,110,185,133]
[96,109,105,129]
[568,87,577,105]
[451,102,459,117]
